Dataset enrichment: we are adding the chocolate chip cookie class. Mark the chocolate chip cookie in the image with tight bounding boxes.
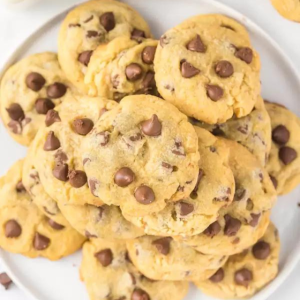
[80,239,189,300]
[194,96,272,166]
[271,0,300,22]
[58,0,151,93]
[265,101,300,195]
[123,127,235,236]
[155,15,261,124]
[82,95,200,217]
[126,235,227,281]
[85,36,158,100]
[195,223,280,299]
[0,52,72,146]
[0,160,85,260]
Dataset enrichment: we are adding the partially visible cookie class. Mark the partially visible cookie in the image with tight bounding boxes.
[58,0,152,93]
[265,101,300,195]
[80,239,189,300]
[85,36,158,100]
[82,95,200,217]
[0,52,72,146]
[271,0,300,22]
[154,15,261,124]
[126,235,227,281]
[195,223,280,299]
[0,160,85,260]
[123,127,235,236]
[194,96,272,166]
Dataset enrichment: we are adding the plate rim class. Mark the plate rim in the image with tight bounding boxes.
[1,1,300,300]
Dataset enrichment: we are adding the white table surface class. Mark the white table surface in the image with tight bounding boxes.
[0,0,299,299]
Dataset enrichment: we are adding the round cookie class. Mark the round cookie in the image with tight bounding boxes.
[271,0,300,22]
[0,52,72,146]
[154,16,261,124]
[0,160,85,260]
[194,96,272,166]
[82,95,200,217]
[58,0,152,93]
[123,127,235,236]
[80,239,189,300]
[126,235,228,281]
[265,101,300,195]
[85,36,158,100]
[31,95,118,206]
[195,223,280,299]
[58,203,144,240]
[178,138,277,255]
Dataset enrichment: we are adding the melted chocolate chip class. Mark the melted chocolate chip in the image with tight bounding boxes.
[215,60,234,78]
[94,249,113,266]
[78,50,93,66]
[209,268,224,283]
[26,72,46,91]
[272,125,290,145]
[203,221,221,238]
[125,63,143,81]
[114,167,135,187]
[43,131,60,151]
[45,109,61,127]
[88,178,99,196]
[180,61,200,78]
[6,103,25,121]
[33,233,50,250]
[134,186,155,204]
[224,215,241,236]
[206,85,224,101]
[186,35,206,53]
[279,147,297,165]
[152,237,172,255]
[141,114,162,136]
[177,202,194,216]
[142,46,156,64]
[35,98,55,114]
[131,29,146,42]
[85,231,98,238]
[52,163,69,182]
[86,30,99,38]
[252,241,271,260]
[269,175,278,189]
[5,220,22,238]
[73,118,94,135]
[68,170,87,188]
[48,219,65,230]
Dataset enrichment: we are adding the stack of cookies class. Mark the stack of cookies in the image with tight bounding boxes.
[0,1,299,299]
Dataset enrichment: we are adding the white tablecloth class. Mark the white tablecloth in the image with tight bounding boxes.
[0,0,299,298]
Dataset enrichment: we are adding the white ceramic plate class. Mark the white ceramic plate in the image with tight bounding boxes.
[0,0,300,300]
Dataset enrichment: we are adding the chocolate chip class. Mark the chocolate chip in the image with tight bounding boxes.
[203,221,221,238]
[88,178,99,196]
[234,188,246,201]
[141,114,162,136]
[47,82,67,99]
[68,170,87,188]
[272,125,290,145]
[172,140,186,156]
[83,15,93,23]
[180,61,200,78]
[125,63,143,81]
[85,231,98,238]
[94,249,113,267]
[8,120,21,134]
[5,220,22,238]
[186,34,206,53]
[191,169,204,197]
[134,186,155,204]
[52,163,69,181]
[142,71,156,90]
[6,103,25,121]
[152,237,172,255]
[69,23,81,28]
[0,273,12,290]
[249,213,261,227]
[43,131,60,151]
[269,175,278,189]
[252,241,271,260]
[206,85,224,101]
[279,147,297,165]
[35,98,55,114]
[224,215,241,236]
[142,46,156,64]
[209,268,224,283]
[131,288,150,300]
[26,72,46,91]
[45,109,61,127]
[114,167,135,187]
[235,47,253,64]
[177,202,194,216]
[237,124,248,134]
[100,12,115,31]
[215,60,234,78]
[54,149,68,163]
[86,30,98,38]
[234,268,253,286]
[131,29,146,42]
[97,131,110,146]
[73,118,94,135]
[33,233,50,250]
[16,181,26,192]
[78,50,93,66]
[48,219,65,230]
[212,127,225,136]
[246,199,254,211]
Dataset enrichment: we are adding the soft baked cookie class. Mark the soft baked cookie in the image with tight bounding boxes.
[271,0,300,22]
[265,102,300,195]
[82,95,200,217]
[155,15,261,124]
[58,0,151,93]
[195,223,280,299]
[194,96,272,166]
[58,203,144,240]
[80,239,189,300]
[123,127,235,236]
[178,138,276,255]
[0,160,85,260]
[30,95,117,206]
[85,36,158,100]
[0,52,72,146]
[126,235,227,281]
